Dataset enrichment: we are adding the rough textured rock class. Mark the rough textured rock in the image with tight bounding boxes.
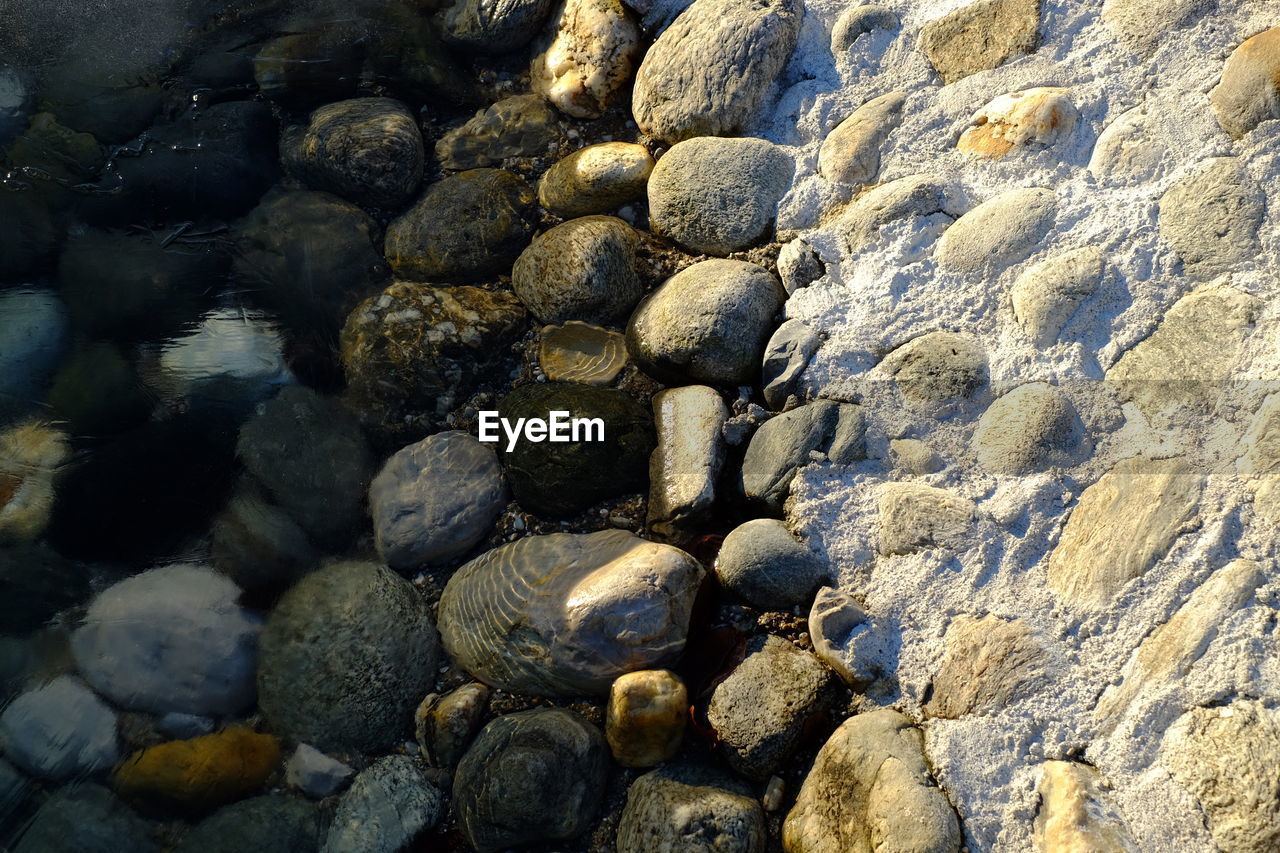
[538,142,654,217]
[632,0,803,142]
[891,438,943,474]
[925,615,1051,718]
[920,0,1040,84]
[782,709,961,853]
[512,215,642,324]
[323,756,445,853]
[369,431,506,572]
[0,675,119,781]
[286,744,354,799]
[777,238,826,294]
[936,188,1056,271]
[973,382,1088,475]
[0,421,69,544]
[1157,158,1263,280]
[715,519,828,609]
[11,784,157,853]
[1088,105,1172,181]
[1033,761,1137,853]
[1046,457,1203,611]
[1010,246,1104,345]
[647,385,729,543]
[877,332,989,412]
[177,795,323,853]
[454,708,608,852]
[877,482,975,556]
[958,88,1078,159]
[441,0,556,54]
[740,400,865,511]
[809,587,890,688]
[532,0,641,119]
[435,94,562,171]
[762,319,821,410]
[114,728,281,813]
[627,259,784,386]
[818,92,906,186]
[257,561,440,752]
[538,322,628,385]
[606,669,688,767]
[438,529,704,696]
[838,174,955,253]
[416,683,491,768]
[617,764,767,853]
[831,6,899,53]
[1210,26,1280,138]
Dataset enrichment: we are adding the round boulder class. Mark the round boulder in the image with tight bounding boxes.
[0,675,119,782]
[511,215,642,324]
[617,764,767,853]
[538,142,654,218]
[715,519,828,609]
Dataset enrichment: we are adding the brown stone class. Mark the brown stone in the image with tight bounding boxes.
[605,669,687,767]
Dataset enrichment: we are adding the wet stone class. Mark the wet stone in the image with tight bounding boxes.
[211,482,317,591]
[511,215,642,324]
[114,727,282,813]
[0,421,69,545]
[0,675,119,782]
[177,794,323,853]
[11,784,157,853]
[0,288,69,425]
[715,519,828,609]
[538,142,654,218]
[285,743,355,799]
[441,0,557,54]
[416,683,491,768]
[323,756,445,853]
[606,670,688,767]
[0,543,87,633]
[538,322,629,385]
[46,341,153,437]
[435,94,562,171]
[617,763,767,853]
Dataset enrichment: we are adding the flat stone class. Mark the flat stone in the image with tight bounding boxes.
[538,142,654,218]
[715,519,828,609]
[617,764,767,853]
[877,332,989,411]
[838,174,955,254]
[777,238,826,294]
[435,94,562,170]
[323,756,445,853]
[925,615,1051,718]
[1010,246,1104,345]
[808,587,890,688]
[1210,26,1280,138]
[606,669,688,767]
[441,0,556,54]
[0,675,119,782]
[532,0,641,118]
[286,744,355,799]
[831,6,899,54]
[973,382,1088,475]
[920,0,1040,85]
[1034,761,1136,853]
[538,322,628,385]
[1088,105,1172,181]
[763,319,821,410]
[740,400,865,512]
[818,92,906,186]
[1157,157,1263,280]
[935,187,1057,271]
[877,482,974,556]
[511,215,642,324]
[416,683,491,768]
[958,87,1078,159]
[648,385,729,543]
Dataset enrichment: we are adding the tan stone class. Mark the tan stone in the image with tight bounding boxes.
[605,669,687,767]
[817,92,906,186]
[531,0,641,119]
[920,0,1040,85]
[537,142,654,218]
[1211,27,1280,139]
[925,615,1051,719]
[1033,761,1137,852]
[958,88,1078,159]
[416,682,491,768]
[877,482,974,556]
[538,322,627,386]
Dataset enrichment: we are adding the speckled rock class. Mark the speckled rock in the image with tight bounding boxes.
[1034,761,1136,853]
[777,238,826,294]
[416,683,491,768]
[647,385,729,543]
[512,215,642,324]
[925,615,1051,718]
[936,187,1056,271]
[831,6,899,53]
[837,173,956,254]
[920,0,1039,84]
[762,319,821,410]
[715,519,828,609]
[11,784,157,853]
[323,756,445,853]
[739,400,865,512]
[438,529,704,696]
[606,669,688,767]
[532,0,641,119]
[538,142,654,217]
[973,382,1088,475]
[877,482,975,556]
[1103,0,1210,48]
[617,764,766,853]
[177,794,322,853]
[538,322,628,385]
[441,0,556,54]
[1157,157,1263,281]
[114,728,282,813]
[877,332,989,412]
[1010,246,1105,345]
[818,92,905,186]
[435,94,562,170]
[1210,26,1280,138]
[454,708,608,851]
[648,136,793,255]
[959,88,1078,159]
[0,675,119,782]
[286,744,355,799]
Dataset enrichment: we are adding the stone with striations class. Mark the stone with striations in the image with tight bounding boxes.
[936,187,1056,271]
[740,400,865,511]
[920,0,1040,85]
[647,385,729,543]
[973,382,1088,475]
[1210,26,1280,139]
[877,482,974,556]
[958,88,1078,159]
[1010,246,1104,346]
[435,95,562,171]
[511,215,642,324]
[1157,158,1263,281]
[0,675,119,782]
[538,142,654,217]
[606,669,688,767]
[925,615,1051,719]
[538,322,628,385]
[1034,761,1136,853]
[818,92,906,186]
[323,756,445,853]
[617,764,767,853]
[715,519,828,609]
[532,0,641,119]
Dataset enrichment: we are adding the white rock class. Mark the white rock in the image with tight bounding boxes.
[0,675,119,782]
[1033,761,1137,852]
[531,0,641,119]
[957,88,1079,160]
[287,743,355,799]
[1010,246,1104,346]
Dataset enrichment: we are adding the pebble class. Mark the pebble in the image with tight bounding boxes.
[877,482,974,556]
[211,483,317,589]
[973,382,1088,475]
[323,756,445,853]
[920,0,1040,84]
[627,259,784,386]
[369,431,506,572]
[1034,761,1136,852]
[776,238,826,294]
[739,399,865,512]
[837,173,955,254]
[715,519,828,609]
[958,88,1078,159]
[1088,105,1171,181]
[1158,157,1263,281]
[511,215,642,324]
[11,784,157,853]
[831,5,899,54]
[606,669,688,767]
[114,727,282,813]
[532,0,641,118]
[415,683,491,768]
[0,675,119,782]
[877,332,989,412]
[435,94,562,171]
[647,385,729,543]
[648,136,793,255]
[762,319,821,411]
[438,529,704,695]
[538,142,654,217]
[1211,27,1280,138]
[0,288,69,424]
[808,587,889,688]
[0,421,69,544]
[632,0,803,142]
[178,795,323,853]
[937,187,1056,271]
[441,0,556,54]
[538,322,628,385]
[1010,246,1104,345]
[925,615,1051,718]
[286,744,355,799]
[889,438,943,475]
[818,92,905,186]
[1103,0,1210,48]
[616,764,767,853]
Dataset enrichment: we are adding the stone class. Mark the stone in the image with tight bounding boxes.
[936,187,1056,271]
[647,385,729,543]
[11,784,157,853]
[877,482,975,556]
[416,683,491,768]
[709,636,834,780]
[1106,285,1262,420]
[627,259,784,386]
[925,615,1051,718]
[1010,246,1104,346]
[435,94,562,171]
[156,713,216,740]
[511,215,642,324]
[252,26,362,103]
[831,6,900,53]
[777,238,826,294]
[496,382,654,517]
[1210,26,1280,138]
[177,795,323,853]
[648,136,793,255]
[809,587,891,688]
[1088,105,1172,181]
[818,92,906,186]
[538,142,654,218]
[441,0,556,54]
[71,565,261,716]
[369,431,506,572]
[632,0,803,142]
[1104,0,1210,47]
[606,670,688,767]
[454,708,608,852]
[532,0,641,119]
[782,709,961,853]
[617,764,767,853]
[286,744,355,799]
[539,322,628,385]
[890,438,943,475]
[973,382,1088,475]
[46,342,153,436]
[920,0,1040,84]
[0,421,69,544]
[323,756,445,853]
[1046,456,1203,611]
[1161,701,1280,852]
[1157,158,1263,281]
[740,400,865,512]
[438,529,704,696]
[114,728,282,813]
[0,543,87,633]
[763,319,821,410]
[0,288,69,424]
[958,88,1078,159]
[1034,761,1136,853]
[1239,395,1280,478]
[385,168,537,281]
[715,519,828,609]
[282,97,424,208]
[211,484,317,590]
[0,675,119,782]
[257,561,440,752]
[837,173,956,254]
[877,332,989,411]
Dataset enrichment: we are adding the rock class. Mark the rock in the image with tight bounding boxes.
[877,332,989,411]
[1046,456,1203,611]
[647,385,729,543]
[763,319,821,410]
[0,288,69,424]
[1161,701,1280,852]
[435,94,562,171]
[0,65,30,147]
[211,484,317,590]
[606,670,688,767]
[511,215,642,324]
[837,173,956,254]
[777,238,826,294]
[156,713,216,740]
[416,683,491,768]
[286,744,355,799]
[532,0,641,118]
[1106,285,1262,420]
[831,6,899,53]
[920,0,1040,84]
[627,259,784,386]
[72,565,261,716]
[1210,26,1280,138]
[818,92,906,186]
[632,0,803,142]
[114,727,282,813]
[538,142,654,217]
[0,675,119,782]
[441,0,556,54]
[0,421,69,544]
[257,561,440,752]
[1010,246,1104,346]
[1240,395,1280,479]
[925,615,1050,718]
[385,169,537,281]
[10,784,157,853]
[539,322,628,385]
[1157,157,1263,280]
[1103,0,1209,47]
[782,709,961,853]
[495,382,655,517]
[936,187,1056,271]
[877,482,974,556]
[282,98,424,208]
[973,382,1087,475]
[0,543,87,633]
[370,431,506,572]
[438,529,704,696]
[1088,105,1172,181]
[323,756,445,853]
[809,587,890,688]
[891,438,943,474]
[708,636,834,779]
[648,136,793,255]
[454,708,608,851]
[617,764,767,853]
[958,88,1078,159]
[340,282,527,443]
[252,26,362,104]
[46,342,153,436]
[177,795,323,853]
[715,519,828,609]
[1034,761,1136,853]
[740,400,865,512]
